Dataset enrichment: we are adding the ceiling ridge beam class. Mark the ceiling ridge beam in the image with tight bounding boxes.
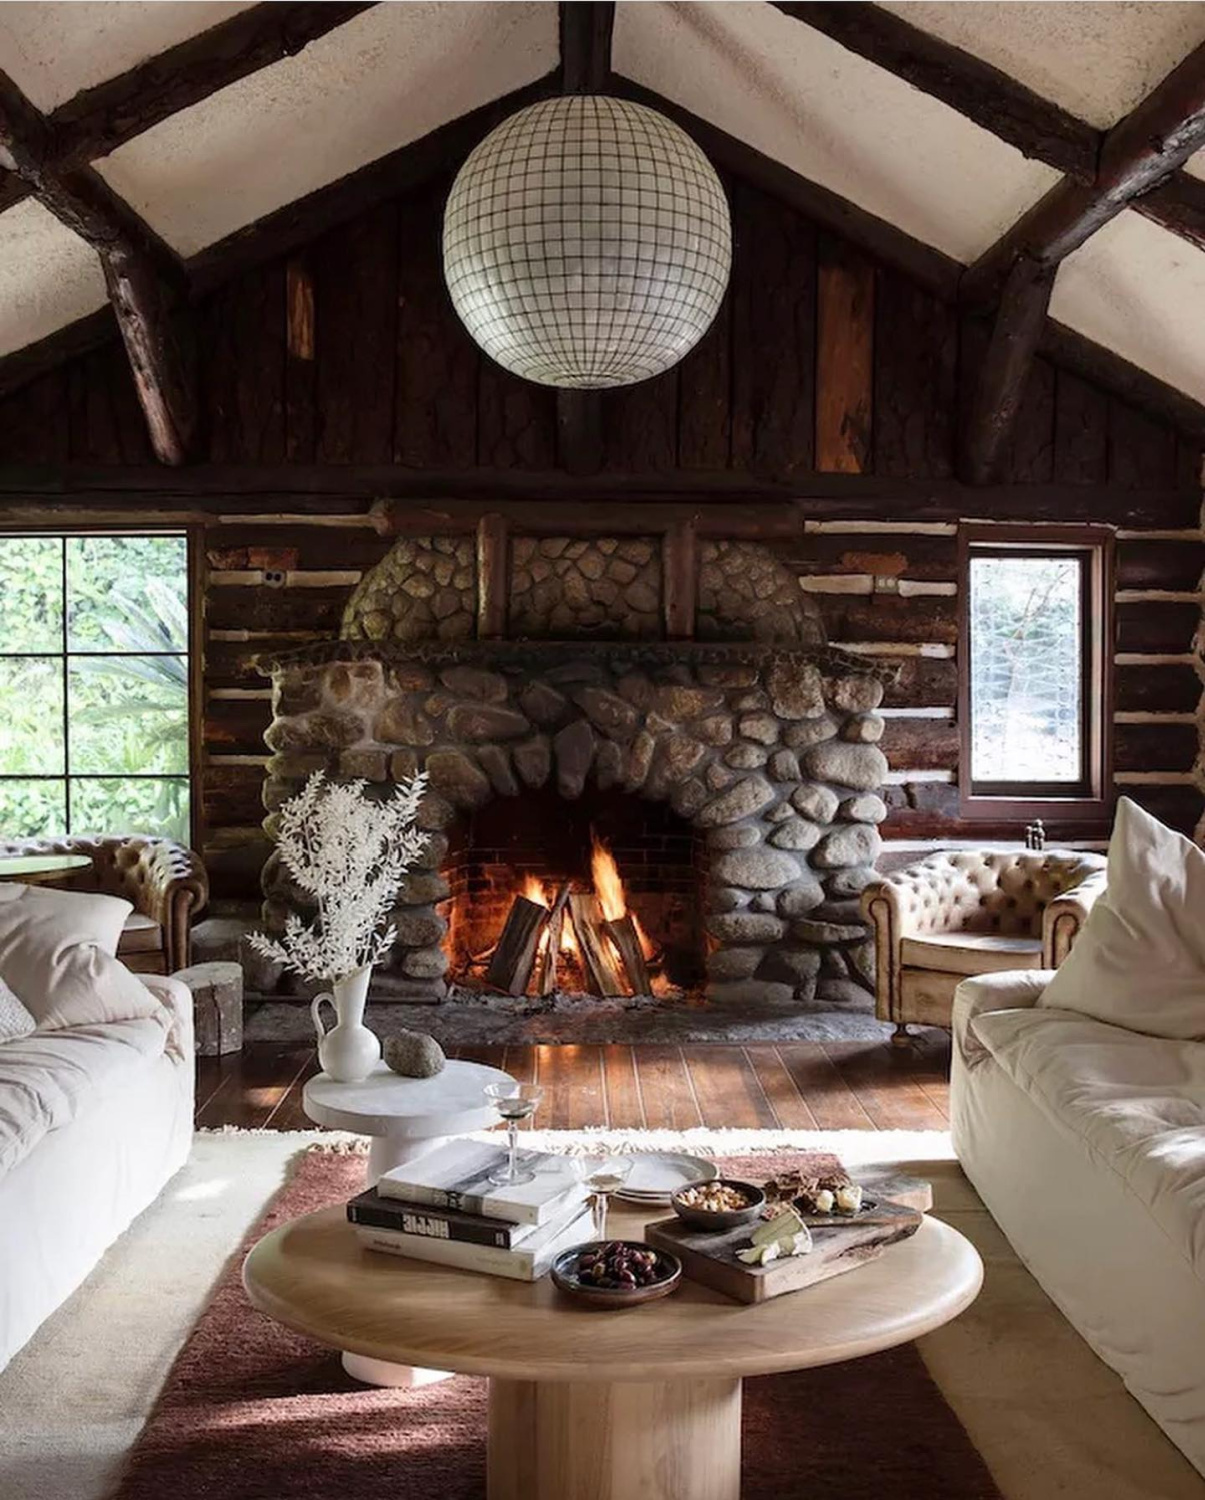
[0,68,198,463]
[555,3,615,473]
[963,40,1205,308]
[0,3,377,218]
[770,2,1099,182]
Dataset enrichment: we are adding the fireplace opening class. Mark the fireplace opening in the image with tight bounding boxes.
[442,786,707,1001]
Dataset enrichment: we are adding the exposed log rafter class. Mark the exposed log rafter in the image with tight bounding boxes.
[554,1,616,474]
[960,255,1056,484]
[0,68,199,464]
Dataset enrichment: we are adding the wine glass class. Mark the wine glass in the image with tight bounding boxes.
[484,1082,544,1186]
[572,1154,635,1240]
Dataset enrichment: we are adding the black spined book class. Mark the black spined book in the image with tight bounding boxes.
[346,1187,533,1249]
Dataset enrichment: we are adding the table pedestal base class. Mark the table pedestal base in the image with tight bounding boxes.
[487,1375,742,1500]
[341,1351,452,1388]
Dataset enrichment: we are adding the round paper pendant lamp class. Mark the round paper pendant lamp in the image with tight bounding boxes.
[442,95,732,389]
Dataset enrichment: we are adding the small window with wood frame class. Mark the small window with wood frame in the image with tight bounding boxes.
[958,524,1114,821]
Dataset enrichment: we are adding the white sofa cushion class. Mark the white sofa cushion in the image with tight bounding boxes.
[0,976,35,1044]
[0,883,160,1031]
[0,1013,170,1179]
[901,931,1043,976]
[973,1004,1205,1282]
[1039,797,1205,1040]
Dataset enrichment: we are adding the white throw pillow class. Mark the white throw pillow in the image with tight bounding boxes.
[0,974,35,1043]
[0,883,161,1032]
[1039,797,1205,1039]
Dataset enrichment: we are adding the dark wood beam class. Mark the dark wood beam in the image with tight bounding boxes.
[555,4,615,469]
[0,465,1196,529]
[560,1,616,94]
[771,2,1098,183]
[1135,168,1205,252]
[964,41,1205,308]
[960,255,1056,484]
[0,69,199,463]
[0,4,376,217]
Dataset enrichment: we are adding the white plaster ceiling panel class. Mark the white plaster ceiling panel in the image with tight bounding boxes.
[0,200,107,357]
[0,3,254,114]
[613,1,1059,266]
[94,1,558,258]
[880,3,1205,130]
[1051,209,1205,403]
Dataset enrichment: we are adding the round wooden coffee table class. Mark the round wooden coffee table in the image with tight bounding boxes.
[0,853,91,885]
[244,1194,982,1500]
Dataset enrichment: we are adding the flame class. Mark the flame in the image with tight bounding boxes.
[590,835,627,923]
[631,910,656,961]
[522,874,549,908]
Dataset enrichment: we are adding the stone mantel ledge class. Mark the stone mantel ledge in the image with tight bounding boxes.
[254,638,899,686]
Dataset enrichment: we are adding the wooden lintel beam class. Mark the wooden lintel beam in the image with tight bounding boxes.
[560,2,616,94]
[963,42,1205,308]
[960,256,1056,485]
[771,2,1098,183]
[0,68,199,464]
[0,4,376,217]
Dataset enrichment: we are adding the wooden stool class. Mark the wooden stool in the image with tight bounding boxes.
[174,961,243,1056]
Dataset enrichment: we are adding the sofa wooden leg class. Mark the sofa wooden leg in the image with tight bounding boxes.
[891,1023,912,1048]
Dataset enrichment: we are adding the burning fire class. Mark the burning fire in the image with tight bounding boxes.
[590,836,625,923]
[522,874,549,908]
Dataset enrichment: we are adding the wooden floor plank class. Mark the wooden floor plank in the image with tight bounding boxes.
[601,1044,645,1130]
[633,1045,703,1131]
[194,1043,312,1130]
[775,1043,875,1132]
[681,1045,778,1130]
[744,1045,818,1130]
[822,1042,950,1132]
[535,1044,607,1130]
[267,1051,321,1130]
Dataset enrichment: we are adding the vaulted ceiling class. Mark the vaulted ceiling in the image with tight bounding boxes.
[2,0,1205,465]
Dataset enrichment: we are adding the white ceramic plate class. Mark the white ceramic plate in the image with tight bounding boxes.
[615,1153,717,1202]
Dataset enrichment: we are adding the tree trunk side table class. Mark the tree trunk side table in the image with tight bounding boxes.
[174,961,243,1055]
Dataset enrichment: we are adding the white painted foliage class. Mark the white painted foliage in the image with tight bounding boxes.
[248,770,429,983]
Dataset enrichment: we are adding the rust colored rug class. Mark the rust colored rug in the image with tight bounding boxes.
[113,1147,1000,1500]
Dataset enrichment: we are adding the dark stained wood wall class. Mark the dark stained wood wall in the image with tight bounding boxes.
[0,172,1200,897]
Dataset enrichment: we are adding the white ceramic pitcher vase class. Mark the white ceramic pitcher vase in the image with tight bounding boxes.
[311,965,380,1082]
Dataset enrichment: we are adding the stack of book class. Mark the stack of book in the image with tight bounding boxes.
[347,1139,593,1281]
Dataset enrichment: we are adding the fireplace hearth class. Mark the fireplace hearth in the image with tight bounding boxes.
[257,528,892,1019]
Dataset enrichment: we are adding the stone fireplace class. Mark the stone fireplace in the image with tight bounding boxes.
[257,526,891,1016]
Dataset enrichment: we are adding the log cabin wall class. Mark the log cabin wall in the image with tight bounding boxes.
[0,173,1201,902]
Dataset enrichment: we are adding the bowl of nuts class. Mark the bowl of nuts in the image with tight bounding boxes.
[551,1240,682,1308]
[670,1178,766,1231]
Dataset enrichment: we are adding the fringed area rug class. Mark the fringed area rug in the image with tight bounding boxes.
[113,1145,1000,1500]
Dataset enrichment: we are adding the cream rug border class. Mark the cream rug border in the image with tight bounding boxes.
[1,1127,1199,1500]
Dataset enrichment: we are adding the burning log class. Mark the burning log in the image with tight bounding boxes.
[485,895,548,996]
[538,881,573,996]
[568,892,627,997]
[603,912,651,997]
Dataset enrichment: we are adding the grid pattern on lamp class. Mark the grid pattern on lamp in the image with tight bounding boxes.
[443,96,732,389]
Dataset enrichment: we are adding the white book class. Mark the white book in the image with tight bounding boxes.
[376,1139,587,1227]
[355,1201,593,1282]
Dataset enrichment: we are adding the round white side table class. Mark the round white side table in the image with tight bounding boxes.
[302,1056,513,1390]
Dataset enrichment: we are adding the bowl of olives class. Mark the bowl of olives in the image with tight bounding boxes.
[550,1239,682,1308]
[670,1178,766,1231]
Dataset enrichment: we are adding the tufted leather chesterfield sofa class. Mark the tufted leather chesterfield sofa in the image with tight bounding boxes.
[861,849,1107,1044]
[0,836,208,974]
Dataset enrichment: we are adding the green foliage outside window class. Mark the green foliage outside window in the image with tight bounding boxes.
[0,535,190,842]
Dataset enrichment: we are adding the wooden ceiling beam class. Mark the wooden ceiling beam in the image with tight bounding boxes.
[770,2,1099,182]
[963,41,1205,308]
[1134,168,1205,252]
[555,2,615,473]
[0,3,375,217]
[960,255,1056,484]
[0,69,199,463]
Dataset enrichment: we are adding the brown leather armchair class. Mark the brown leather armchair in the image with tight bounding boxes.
[861,849,1106,1044]
[0,835,208,974]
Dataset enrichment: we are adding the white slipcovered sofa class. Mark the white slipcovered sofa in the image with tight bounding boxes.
[952,798,1205,1476]
[0,886,194,1371]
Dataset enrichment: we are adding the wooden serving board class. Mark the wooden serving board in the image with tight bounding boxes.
[646,1184,926,1306]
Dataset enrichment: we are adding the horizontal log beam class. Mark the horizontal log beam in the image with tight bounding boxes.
[771,2,1099,182]
[964,42,1205,307]
[560,1,615,94]
[0,68,199,464]
[1134,168,1205,252]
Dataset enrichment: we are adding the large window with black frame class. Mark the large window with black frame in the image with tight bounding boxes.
[0,533,191,841]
